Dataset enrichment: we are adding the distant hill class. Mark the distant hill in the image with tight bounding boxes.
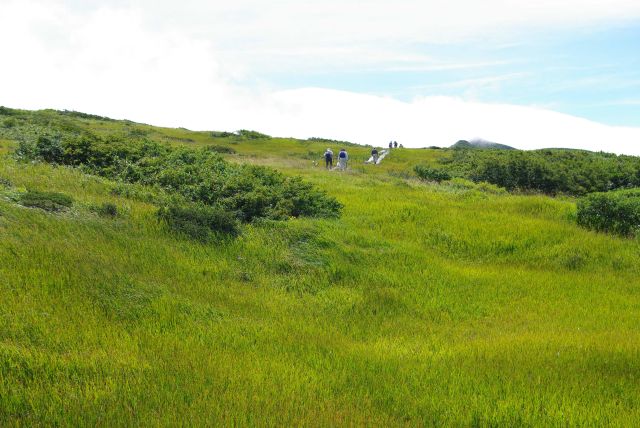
[451,139,517,150]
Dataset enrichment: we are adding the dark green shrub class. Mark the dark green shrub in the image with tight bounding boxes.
[0,106,17,116]
[59,110,114,121]
[307,137,355,146]
[206,145,236,154]
[210,131,235,138]
[414,165,452,182]
[2,117,16,128]
[111,183,165,204]
[157,203,240,241]
[92,202,118,217]
[36,134,64,163]
[15,138,38,160]
[280,176,343,218]
[128,128,149,138]
[440,148,640,196]
[18,190,74,212]
[15,130,342,223]
[577,188,640,236]
[236,129,270,139]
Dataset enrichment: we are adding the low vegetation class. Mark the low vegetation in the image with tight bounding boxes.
[8,116,341,238]
[17,190,74,212]
[577,188,640,236]
[414,165,452,182]
[157,203,240,241]
[1,106,640,426]
[439,148,640,195]
[90,201,119,217]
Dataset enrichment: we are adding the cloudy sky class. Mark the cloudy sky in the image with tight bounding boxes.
[1,0,640,153]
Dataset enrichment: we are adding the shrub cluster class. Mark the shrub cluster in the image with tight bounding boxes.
[18,190,74,212]
[157,203,240,242]
[307,137,356,147]
[577,188,640,237]
[440,149,640,196]
[414,165,452,182]
[59,110,114,121]
[210,131,235,138]
[91,202,119,217]
[14,127,342,239]
[206,145,236,154]
[236,129,270,139]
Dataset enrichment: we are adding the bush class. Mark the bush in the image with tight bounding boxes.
[2,117,16,128]
[0,106,17,116]
[35,134,64,163]
[440,148,640,196]
[18,190,74,212]
[206,145,236,154]
[15,138,38,160]
[236,129,270,139]
[15,130,342,224]
[59,110,114,121]
[92,202,118,217]
[157,203,240,241]
[577,188,640,236]
[13,134,65,163]
[414,165,452,182]
[210,131,235,138]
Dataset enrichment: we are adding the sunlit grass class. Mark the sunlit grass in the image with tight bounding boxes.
[1,120,639,426]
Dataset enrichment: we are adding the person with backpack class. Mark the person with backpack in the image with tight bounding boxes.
[371,147,379,164]
[388,141,393,149]
[324,148,333,169]
[337,148,348,170]
[393,141,398,148]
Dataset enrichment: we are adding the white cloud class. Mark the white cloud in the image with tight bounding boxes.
[256,89,640,155]
[1,0,639,155]
[0,1,251,127]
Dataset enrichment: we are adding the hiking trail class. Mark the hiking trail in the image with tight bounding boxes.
[366,149,390,165]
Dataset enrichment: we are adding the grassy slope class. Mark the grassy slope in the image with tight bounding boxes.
[1,113,639,426]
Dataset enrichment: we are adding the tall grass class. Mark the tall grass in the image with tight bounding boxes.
[0,118,639,426]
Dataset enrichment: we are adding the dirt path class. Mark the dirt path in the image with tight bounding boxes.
[365,149,390,165]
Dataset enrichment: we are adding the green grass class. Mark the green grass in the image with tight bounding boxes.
[1,112,639,426]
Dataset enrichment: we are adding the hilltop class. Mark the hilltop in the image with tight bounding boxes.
[451,138,517,150]
[1,107,639,426]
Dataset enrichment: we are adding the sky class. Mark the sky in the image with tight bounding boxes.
[1,0,640,153]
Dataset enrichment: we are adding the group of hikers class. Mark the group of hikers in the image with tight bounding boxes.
[388,140,400,149]
[323,140,402,170]
[323,148,348,170]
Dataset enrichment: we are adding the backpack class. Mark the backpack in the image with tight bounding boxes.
[339,151,346,159]
[325,151,332,160]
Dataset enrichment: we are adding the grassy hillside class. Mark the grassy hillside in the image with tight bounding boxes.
[1,109,639,426]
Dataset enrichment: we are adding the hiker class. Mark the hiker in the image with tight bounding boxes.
[399,144,404,148]
[388,141,393,149]
[371,147,379,164]
[324,148,333,169]
[393,141,398,148]
[337,148,348,170]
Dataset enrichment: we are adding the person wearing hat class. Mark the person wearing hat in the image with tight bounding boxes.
[324,148,334,169]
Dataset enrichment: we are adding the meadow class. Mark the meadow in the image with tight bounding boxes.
[0,109,639,426]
